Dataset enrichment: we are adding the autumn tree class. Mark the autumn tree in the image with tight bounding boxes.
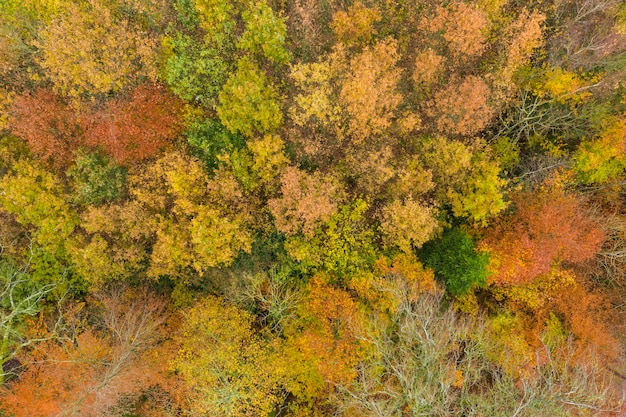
[413,48,445,88]
[36,0,161,99]
[420,136,507,224]
[268,166,345,237]
[340,38,402,143]
[217,133,290,194]
[290,49,344,133]
[481,187,605,286]
[491,9,545,102]
[0,158,78,285]
[1,286,171,417]
[380,197,438,254]
[217,57,282,137]
[348,253,439,316]
[290,38,402,146]
[424,2,490,61]
[194,0,237,49]
[246,134,289,191]
[289,276,366,392]
[284,198,378,279]
[491,266,621,360]
[74,152,252,283]
[80,83,184,164]
[428,75,494,136]
[238,0,290,64]
[574,115,626,184]
[8,89,81,169]
[174,295,290,416]
[331,2,381,47]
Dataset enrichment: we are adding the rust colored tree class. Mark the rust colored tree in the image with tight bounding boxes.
[9,89,82,169]
[81,84,184,164]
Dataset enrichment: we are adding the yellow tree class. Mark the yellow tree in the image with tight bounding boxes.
[174,295,290,416]
[74,152,252,284]
[36,0,160,99]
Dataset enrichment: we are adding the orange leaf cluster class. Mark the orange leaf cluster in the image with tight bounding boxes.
[483,188,605,286]
[9,89,81,169]
[295,277,365,386]
[8,84,183,169]
[269,166,344,236]
[81,84,184,164]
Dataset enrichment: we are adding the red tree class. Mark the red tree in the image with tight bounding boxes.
[81,84,184,164]
[9,89,82,169]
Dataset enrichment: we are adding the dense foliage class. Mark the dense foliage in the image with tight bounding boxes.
[1,0,626,415]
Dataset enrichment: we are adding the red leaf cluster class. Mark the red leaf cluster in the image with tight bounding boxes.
[9,89,81,169]
[81,84,184,164]
[9,85,184,168]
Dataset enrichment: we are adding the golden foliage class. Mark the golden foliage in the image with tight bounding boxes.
[413,48,445,87]
[175,296,289,416]
[290,51,345,130]
[247,134,289,189]
[77,152,252,283]
[492,9,545,100]
[36,0,159,99]
[293,276,365,387]
[380,197,438,253]
[331,2,381,47]
[340,39,402,143]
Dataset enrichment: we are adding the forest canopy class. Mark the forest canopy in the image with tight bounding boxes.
[1,0,626,415]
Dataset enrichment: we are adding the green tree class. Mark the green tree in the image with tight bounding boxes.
[238,0,290,64]
[162,32,229,106]
[66,150,126,205]
[420,228,489,296]
[184,116,245,172]
[217,57,282,137]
